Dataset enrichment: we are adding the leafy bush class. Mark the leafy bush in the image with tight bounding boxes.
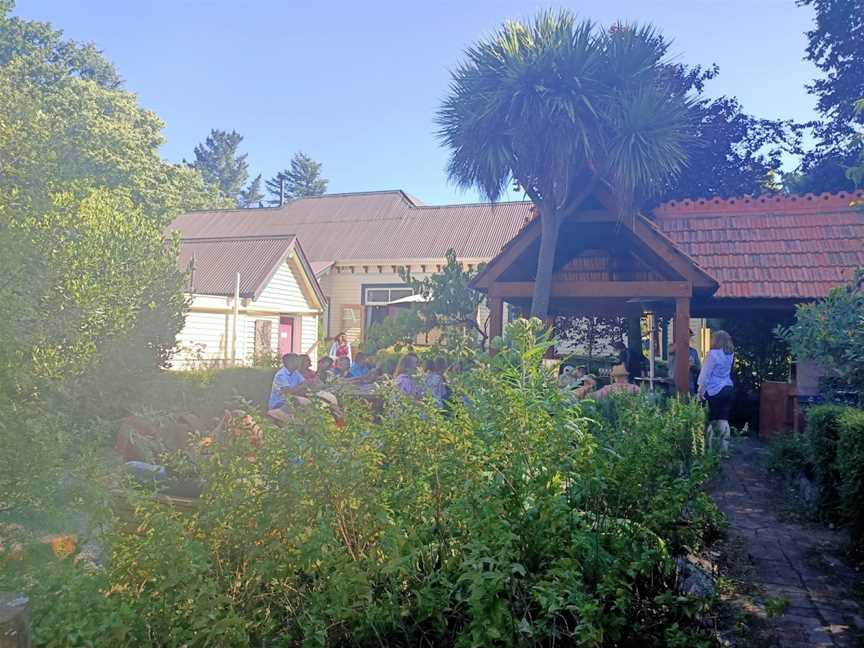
[767,433,811,478]
[837,409,864,544]
[0,319,723,647]
[805,404,849,511]
[777,269,864,397]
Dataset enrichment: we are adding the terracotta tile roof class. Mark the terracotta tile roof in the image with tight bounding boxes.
[653,191,864,299]
[169,191,531,262]
[169,189,864,302]
[178,235,324,305]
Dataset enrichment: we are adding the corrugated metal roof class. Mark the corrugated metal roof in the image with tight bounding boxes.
[169,191,532,262]
[170,189,864,302]
[178,236,296,299]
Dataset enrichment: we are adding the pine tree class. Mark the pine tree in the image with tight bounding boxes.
[265,152,328,205]
[239,174,264,207]
[190,129,250,204]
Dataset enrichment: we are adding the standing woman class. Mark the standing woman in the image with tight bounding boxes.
[697,330,735,452]
[328,332,352,365]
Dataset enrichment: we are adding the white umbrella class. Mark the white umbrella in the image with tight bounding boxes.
[387,293,427,305]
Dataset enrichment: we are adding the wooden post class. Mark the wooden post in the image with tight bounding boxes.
[0,592,31,648]
[488,297,503,350]
[626,316,642,379]
[674,297,690,396]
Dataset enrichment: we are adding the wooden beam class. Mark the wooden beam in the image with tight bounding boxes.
[471,220,540,289]
[488,297,503,344]
[630,220,717,290]
[489,280,692,299]
[674,297,690,396]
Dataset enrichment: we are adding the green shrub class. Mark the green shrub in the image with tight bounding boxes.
[805,404,848,511]
[837,408,864,544]
[2,319,721,646]
[767,433,811,478]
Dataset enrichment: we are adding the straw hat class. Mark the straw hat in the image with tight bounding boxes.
[610,364,630,378]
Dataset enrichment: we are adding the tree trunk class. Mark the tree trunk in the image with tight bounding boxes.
[530,212,561,318]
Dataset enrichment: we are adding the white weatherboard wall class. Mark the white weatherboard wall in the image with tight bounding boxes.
[318,261,501,347]
[172,256,321,370]
[322,266,433,343]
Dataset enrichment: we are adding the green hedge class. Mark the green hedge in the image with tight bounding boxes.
[838,409,864,544]
[805,404,848,513]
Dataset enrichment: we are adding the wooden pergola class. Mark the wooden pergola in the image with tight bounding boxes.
[471,204,719,395]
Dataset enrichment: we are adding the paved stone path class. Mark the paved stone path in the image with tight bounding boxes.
[711,436,864,647]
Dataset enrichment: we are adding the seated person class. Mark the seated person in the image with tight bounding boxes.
[558,365,578,389]
[593,364,641,400]
[424,356,450,406]
[334,356,352,379]
[349,352,371,379]
[571,374,598,400]
[393,353,424,398]
[267,353,307,422]
[573,366,587,386]
[316,356,336,384]
[299,354,316,381]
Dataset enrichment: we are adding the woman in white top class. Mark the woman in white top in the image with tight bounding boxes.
[697,330,735,452]
[328,332,352,364]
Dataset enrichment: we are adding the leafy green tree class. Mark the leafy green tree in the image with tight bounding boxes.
[362,308,426,354]
[658,96,803,202]
[190,129,252,204]
[438,12,695,316]
[787,0,864,194]
[799,0,864,152]
[405,249,489,348]
[239,173,264,207]
[0,9,230,519]
[846,99,864,189]
[0,23,227,394]
[777,269,864,392]
[265,151,328,205]
[0,0,121,88]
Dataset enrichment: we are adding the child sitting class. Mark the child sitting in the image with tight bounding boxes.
[267,353,307,422]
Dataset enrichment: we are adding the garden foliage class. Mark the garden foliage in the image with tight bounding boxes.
[769,405,864,547]
[3,320,720,647]
[805,404,848,512]
[837,409,864,544]
[777,269,864,397]
[0,4,226,522]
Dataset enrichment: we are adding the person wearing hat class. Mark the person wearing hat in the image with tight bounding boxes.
[669,328,701,395]
[593,364,641,400]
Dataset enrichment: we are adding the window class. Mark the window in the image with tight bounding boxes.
[364,286,413,305]
[389,288,413,302]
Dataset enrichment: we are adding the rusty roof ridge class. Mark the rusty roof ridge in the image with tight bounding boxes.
[178,189,421,215]
[654,190,864,217]
[180,234,297,242]
[413,199,533,210]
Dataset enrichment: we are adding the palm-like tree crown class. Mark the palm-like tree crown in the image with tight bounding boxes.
[437,10,694,213]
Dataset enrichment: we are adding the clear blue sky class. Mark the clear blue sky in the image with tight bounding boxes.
[19,0,819,205]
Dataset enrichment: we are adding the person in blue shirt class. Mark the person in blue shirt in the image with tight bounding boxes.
[349,352,371,379]
[697,330,735,453]
[267,353,306,422]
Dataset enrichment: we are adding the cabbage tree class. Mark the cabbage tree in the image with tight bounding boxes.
[438,11,695,316]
